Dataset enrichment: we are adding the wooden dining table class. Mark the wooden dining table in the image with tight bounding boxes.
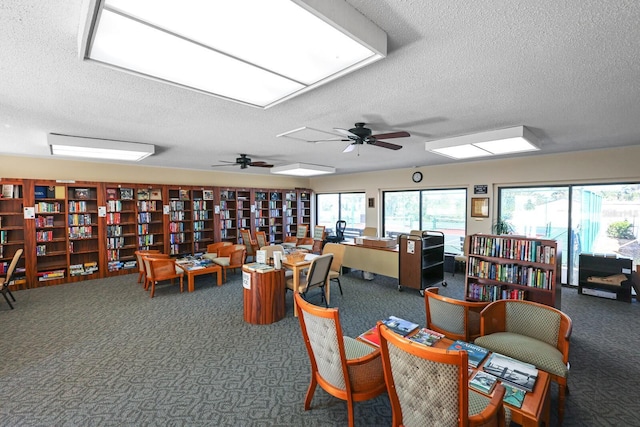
[281,253,327,317]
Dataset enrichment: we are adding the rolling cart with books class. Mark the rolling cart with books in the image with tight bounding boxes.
[398,231,446,295]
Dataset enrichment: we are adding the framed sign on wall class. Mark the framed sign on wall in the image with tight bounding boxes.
[471,197,489,218]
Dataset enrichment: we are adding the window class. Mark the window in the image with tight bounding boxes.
[383,188,467,253]
[499,183,640,285]
[316,192,365,238]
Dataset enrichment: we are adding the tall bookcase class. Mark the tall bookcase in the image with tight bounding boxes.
[105,186,138,274]
[192,188,215,253]
[67,185,100,281]
[0,181,26,289]
[218,189,237,243]
[465,234,561,308]
[168,187,192,255]
[254,190,270,242]
[236,189,252,232]
[33,183,67,285]
[136,186,164,253]
[299,190,312,227]
[268,190,284,243]
[284,191,298,238]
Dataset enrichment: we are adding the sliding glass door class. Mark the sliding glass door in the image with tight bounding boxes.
[499,183,640,285]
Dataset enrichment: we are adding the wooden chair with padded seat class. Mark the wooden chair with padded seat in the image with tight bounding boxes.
[212,244,246,282]
[202,242,232,261]
[135,249,160,284]
[297,225,326,254]
[287,253,333,307]
[283,224,308,249]
[239,229,258,262]
[294,293,386,427]
[322,243,345,296]
[474,299,572,424]
[255,231,268,249]
[142,253,170,291]
[424,286,489,341]
[378,322,510,427]
[1,248,23,309]
[146,256,184,298]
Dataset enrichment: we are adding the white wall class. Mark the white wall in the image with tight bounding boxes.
[310,145,640,235]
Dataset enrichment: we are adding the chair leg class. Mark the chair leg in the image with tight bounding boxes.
[332,277,343,296]
[2,291,15,309]
[304,374,318,411]
[558,377,567,424]
[150,281,156,298]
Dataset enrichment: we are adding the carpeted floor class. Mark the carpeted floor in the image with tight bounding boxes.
[1,269,639,426]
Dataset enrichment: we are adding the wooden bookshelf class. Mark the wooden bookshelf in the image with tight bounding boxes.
[168,187,192,255]
[136,186,165,254]
[218,189,237,244]
[254,190,270,243]
[236,189,252,234]
[192,187,215,253]
[269,190,283,243]
[465,234,561,308]
[105,185,138,275]
[284,191,298,238]
[0,180,27,289]
[33,183,67,285]
[299,190,312,228]
[66,185,100,282]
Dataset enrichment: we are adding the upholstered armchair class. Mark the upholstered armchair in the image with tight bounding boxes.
[424,287,489,341]
[474,299,572,423]
[212,244,246,282]
[283,224,308,249]
[202,242,232,261]
[146,256,184,298]
[295,293,386,427]
[239,229,258,261]
[142,253,170,291]
[378,322,510,427]
[255,231,268,248]
[297,225,325,253]
[135,249,160,284]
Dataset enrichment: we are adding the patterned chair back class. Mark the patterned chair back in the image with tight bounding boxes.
[296,225,308,239]
[300,309,346,390]
[505,301,561,347]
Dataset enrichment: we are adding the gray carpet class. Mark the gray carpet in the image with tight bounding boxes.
[1,269,639,426]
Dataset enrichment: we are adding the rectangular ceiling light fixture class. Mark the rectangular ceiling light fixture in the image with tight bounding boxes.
[79,0,387,109]
[48,133,155,161]
[271,163,335,176]
[428,126,540,160]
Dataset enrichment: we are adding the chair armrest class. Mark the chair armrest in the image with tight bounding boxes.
[469,383,506,427]
[479,301,507,336]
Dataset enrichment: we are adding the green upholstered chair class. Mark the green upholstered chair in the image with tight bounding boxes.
[474,299,572,423]
[297,225,325,253]
[424,287,489,342]
[378,322,510,427]
[294,293,386,427]
[283,224,308,249]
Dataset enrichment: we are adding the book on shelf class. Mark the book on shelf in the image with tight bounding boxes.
[358,324,381,347]
[150,189,162,200]
[502,384,526,408]
[447,340,489,367]
[469,371,498,394]
[203,189,214,200]
[74,188,90,199]
[381,316,420,337]
[407,327,445,346]
[106,188,118,200]
[482,352,538,392]
[137,189,150,200]
[2,184,14,198]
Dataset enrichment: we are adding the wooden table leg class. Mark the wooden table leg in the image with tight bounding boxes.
[293,266,301,317]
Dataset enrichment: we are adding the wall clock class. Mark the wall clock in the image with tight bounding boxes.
[412,171,423,183]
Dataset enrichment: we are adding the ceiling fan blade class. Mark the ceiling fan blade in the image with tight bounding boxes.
[249,162,274,168]
[371,131,410,139]
[334,127,358,138]
[309,137,349,143]
[211,164,237,167]
[370,140,403,150]
[343,144,356,153]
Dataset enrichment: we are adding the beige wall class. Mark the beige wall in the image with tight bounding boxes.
[310,145,640,235]
[0,154,310,189]
[4,145,640,235]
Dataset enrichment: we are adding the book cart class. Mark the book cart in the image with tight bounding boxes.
[398,230,446,295]
[465,234,561,308]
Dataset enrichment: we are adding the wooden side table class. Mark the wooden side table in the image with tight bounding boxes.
[242,267,285,325]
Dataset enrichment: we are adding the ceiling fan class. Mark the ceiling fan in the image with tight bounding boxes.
[211,154,273,169]
[333,122,410,152]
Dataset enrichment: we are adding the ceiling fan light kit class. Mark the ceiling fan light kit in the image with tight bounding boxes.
[427,126,540,160]
[79,0,387,108]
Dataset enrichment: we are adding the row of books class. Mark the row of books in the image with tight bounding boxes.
[107,225,123,236]
[467,258,554,289]
[2,184,22,198]
[137,201,158,212]
[193,221,210,231]
[68,201,90,213]
[107,260,137,271]
[193,211,209,221]
[68,213,92,225]
[169,222,186,232]
[470,235,556,264]
[38,269,66,281]
[69,262,99,276]
[169,200,187,210]
[467,283,527,302]
[36,230,54,242]
[169,211,186,221]
[69,226,93,239]
[35,202,62,213]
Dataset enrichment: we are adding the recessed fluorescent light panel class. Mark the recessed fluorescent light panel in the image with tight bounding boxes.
[276,127,342,142]
[271,163,335,176]
[48,133,155,162]
[428,126,539,160]
[80,0,387,109]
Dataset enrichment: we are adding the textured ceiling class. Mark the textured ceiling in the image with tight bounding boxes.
[1,0,639,176]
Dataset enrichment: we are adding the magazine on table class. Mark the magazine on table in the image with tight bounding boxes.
[482,352,538,392]
[469,371,498,394]
[407,328,444,346]
[447,340,489,367]
[358,325,381,347]
[502,384,526,408]
[381,316,419,336]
